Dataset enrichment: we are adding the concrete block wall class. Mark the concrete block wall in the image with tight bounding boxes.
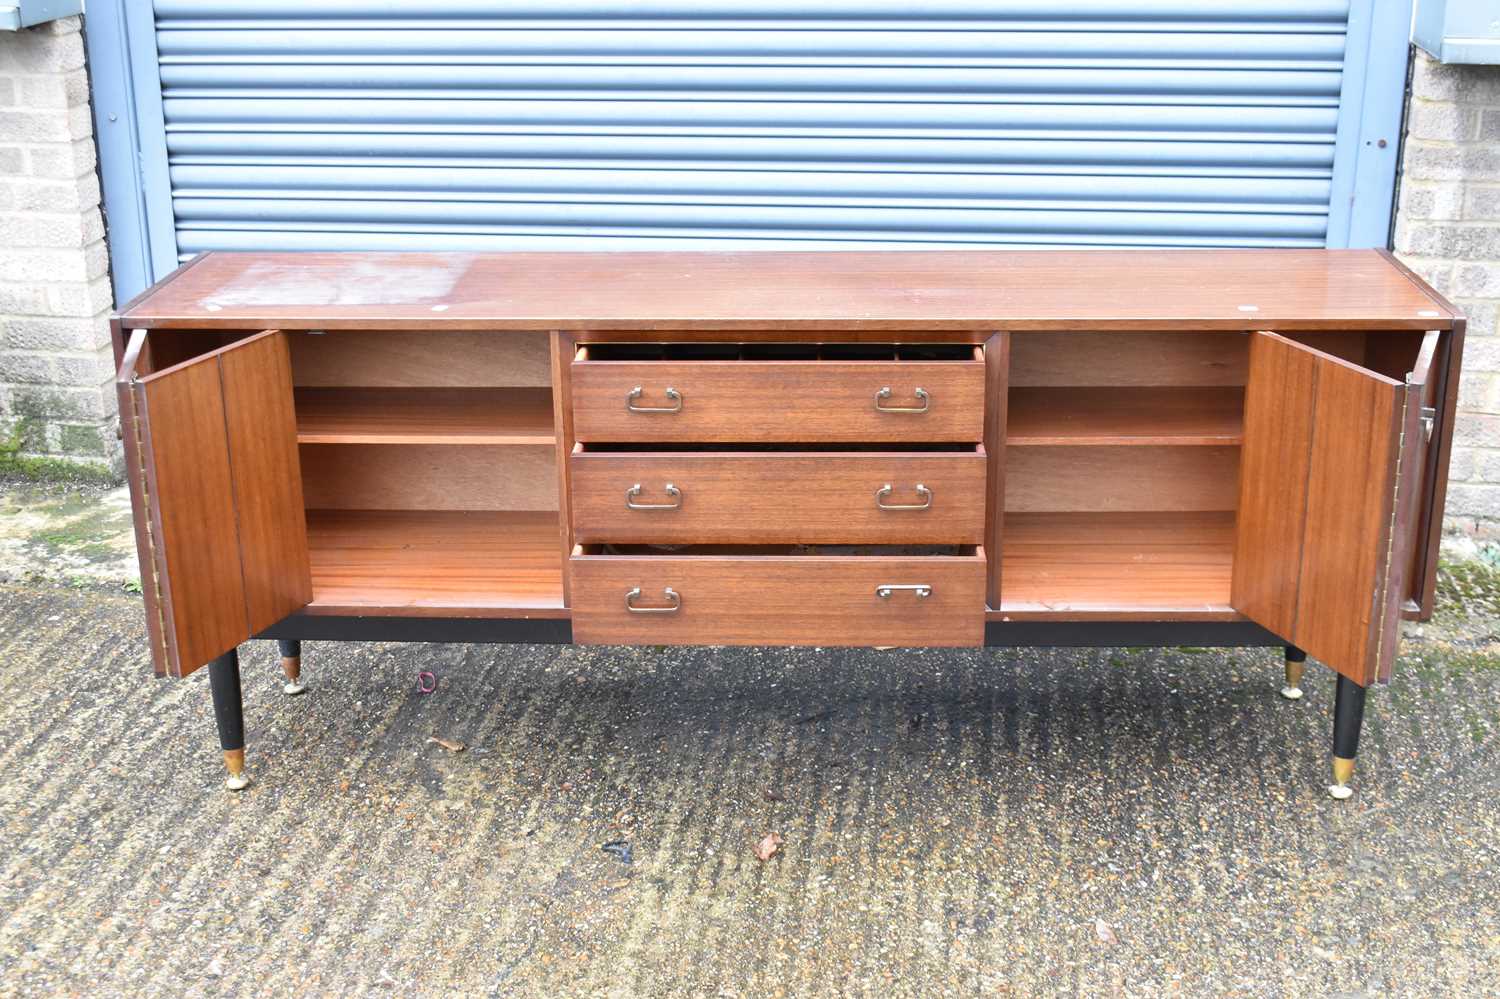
[1395,51,1500,537]
[0,16,118,474]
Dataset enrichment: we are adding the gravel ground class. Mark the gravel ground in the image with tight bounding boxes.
[1,569,1498,996]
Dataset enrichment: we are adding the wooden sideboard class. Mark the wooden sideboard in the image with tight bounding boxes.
[112,249,1464,799]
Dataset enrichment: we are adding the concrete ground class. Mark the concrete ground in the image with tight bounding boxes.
[1,481,1499,996]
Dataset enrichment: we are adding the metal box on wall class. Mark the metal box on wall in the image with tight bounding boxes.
[1414,0,1500,64]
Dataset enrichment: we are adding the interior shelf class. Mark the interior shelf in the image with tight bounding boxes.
[1007,387,1244,446]
[998,511,1237,619]
[304,509,564,616]
[295,387,555,445]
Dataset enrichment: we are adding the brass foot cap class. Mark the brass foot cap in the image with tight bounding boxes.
[223,748,248,791]
[1280,685,1304,701]
[1329,756,1355,799]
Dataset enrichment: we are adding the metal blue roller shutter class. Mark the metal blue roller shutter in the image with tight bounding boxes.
[86,0,1411,285]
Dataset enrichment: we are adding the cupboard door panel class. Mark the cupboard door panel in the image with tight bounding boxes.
[218,334,314,633]
[1232,332,1433,685]
[120,330,311,677]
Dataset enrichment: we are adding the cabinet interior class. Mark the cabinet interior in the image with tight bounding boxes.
[997,330,1434,618]
[286,330,564,614]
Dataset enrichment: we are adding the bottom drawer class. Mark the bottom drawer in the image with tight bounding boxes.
[570,544,985,647]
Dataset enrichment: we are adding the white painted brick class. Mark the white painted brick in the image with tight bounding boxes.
[1474,450,1500,484]
[1401,181,1466,221]
[0,283,46,314]
[1466,185,1500,221]
[19,76,69,110]
[1453,263,1500,298]
[0,27,85,75]
[1402,143,1500,182]
[48,350,112,388]
[1395,222,1500,260]
[0,352,56,384]
[13,175,94,213]
[1462,301,1498,337]
[63,70,89,109]
[89,275,116,314]
[0,211,88,248]
[0,248,91,282]
[1,317,109,351]
[27,140,94,180]
[0,78,14,107]
[7,384,109,421]
[1411,52,1463,101]
[1445,483,1500,519]
[1458,370,1500,412]
[84,238,109,281]
[0,145,21,174]
[0,109,73,143]
[1460,335,1500,372]
[1448,445,1478,482]
[1406,99,1479,141]
[41,279,110,318]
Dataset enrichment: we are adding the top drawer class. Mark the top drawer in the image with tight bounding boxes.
[571,343,984,443]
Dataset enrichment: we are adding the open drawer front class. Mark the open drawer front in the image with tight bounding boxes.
[571,342,985,443]
[1232,330,1441,686]
[571,544,986,647]
[118,329,310,676]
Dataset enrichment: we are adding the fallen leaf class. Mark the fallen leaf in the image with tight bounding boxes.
[756,832,785,861]
[1095,918,1118,946]
[426,736,466,753]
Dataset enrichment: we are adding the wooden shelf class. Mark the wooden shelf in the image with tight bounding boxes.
[295,387,555,445]
[1007,387,1244,446]
[997,511,1238,620]
[305,509,565,617]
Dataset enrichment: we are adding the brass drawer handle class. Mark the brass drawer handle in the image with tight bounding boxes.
[875,483,932,511]
[625,483,682,510]
[874,386,929,413]
[626,587,681,614]
[876,584,932,600]
[626,386,683,413]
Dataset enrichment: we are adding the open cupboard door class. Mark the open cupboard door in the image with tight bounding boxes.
[1232,330,1439,686]
[118,329,311,677]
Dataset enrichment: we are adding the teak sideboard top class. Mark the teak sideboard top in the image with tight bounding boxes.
[119,249,1457,333]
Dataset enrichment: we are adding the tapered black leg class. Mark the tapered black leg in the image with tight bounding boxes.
[1281,645,1307,700]
[1329,674,1367,800]
[276,639,306,696]
[208,648,249,790]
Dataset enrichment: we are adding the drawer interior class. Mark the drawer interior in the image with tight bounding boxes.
[580,342,981,362]
[586,543,975,557]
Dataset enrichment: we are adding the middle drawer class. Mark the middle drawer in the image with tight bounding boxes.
[570,446,986,545]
